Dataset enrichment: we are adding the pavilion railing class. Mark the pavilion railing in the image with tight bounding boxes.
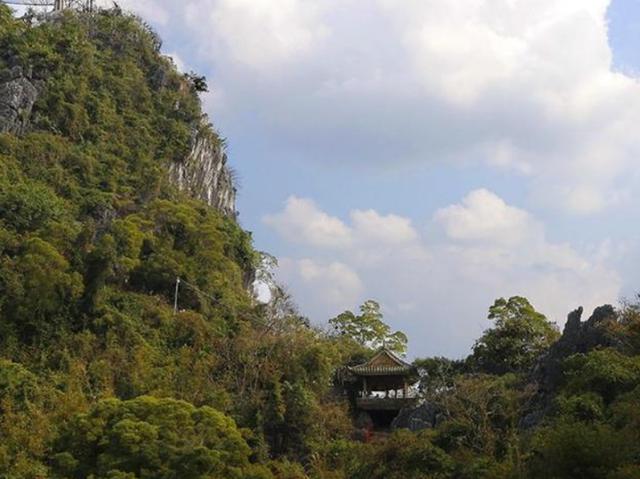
[356,397,418,411]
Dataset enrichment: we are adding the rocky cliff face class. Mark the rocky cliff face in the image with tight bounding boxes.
[534,305,618,390]
[168,123,237,218]
[0,63,237,218]
[0,66,39,135]
[520,304,619,428]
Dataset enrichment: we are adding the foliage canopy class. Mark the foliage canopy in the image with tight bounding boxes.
[471,296,560,374]
[330,300,408,354]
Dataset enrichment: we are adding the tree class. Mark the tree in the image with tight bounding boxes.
[563,349,640,403]
[527,420,634,479]
[329,300,408,354]
[362,429,454,479]
[0,360,52,478]
[471,296,559,375]
[433,375,522,462]
[186,71,208,92]
[51,396,273,479]
[1,238,83,341]
[0,181,65,233]
[413,356,465,397]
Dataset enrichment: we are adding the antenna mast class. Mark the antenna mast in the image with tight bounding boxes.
[1,0,95,12]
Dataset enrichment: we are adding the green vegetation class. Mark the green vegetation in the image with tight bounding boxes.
[0,6,345,477]
[330,300,408,354]
[471,296,560,374]
[51,396,272,479]
[2,6,640,478]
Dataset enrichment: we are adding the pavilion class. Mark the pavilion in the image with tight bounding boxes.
[341,347,420,429]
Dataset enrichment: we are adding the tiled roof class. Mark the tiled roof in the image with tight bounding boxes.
[347,364,414,376]
[346,348,417,376]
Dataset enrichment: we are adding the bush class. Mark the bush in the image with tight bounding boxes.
[52,396,273,479]
[527,420,634,479]
[563,349,640,403]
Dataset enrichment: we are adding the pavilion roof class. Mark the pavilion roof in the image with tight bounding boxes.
[347,348,416,377]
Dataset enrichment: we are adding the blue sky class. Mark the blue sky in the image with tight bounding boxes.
[13,0,640,357]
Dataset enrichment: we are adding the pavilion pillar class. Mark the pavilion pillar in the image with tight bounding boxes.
[363,377,367,397]
[403,381,408,398]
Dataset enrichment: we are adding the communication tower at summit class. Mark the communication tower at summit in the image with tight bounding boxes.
[1,0,95,12]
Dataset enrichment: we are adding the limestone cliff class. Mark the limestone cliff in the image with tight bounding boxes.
[0,63,237,218]
[168,122,237,218]
[0,66,39,135]
[520,304,619,428]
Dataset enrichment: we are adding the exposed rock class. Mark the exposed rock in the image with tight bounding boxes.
[150,61,172,90]
[535,305,618,391]
[169,122,237,218]
[242,266,256,293]
[391,402,442,432]
[0,66,39,135]
[520,305,619,428]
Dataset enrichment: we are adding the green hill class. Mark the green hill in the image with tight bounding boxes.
[2,6,640,479]
[0,6,352,477]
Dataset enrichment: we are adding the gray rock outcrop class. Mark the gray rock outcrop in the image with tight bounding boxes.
[533,305,618,393]
[391,402,442,432]
[0,66,39,135]
[169,123,237,218]
[520,304,619,428]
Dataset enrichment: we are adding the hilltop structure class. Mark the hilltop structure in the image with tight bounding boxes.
[1,0,95,12]
[341,348,420,431]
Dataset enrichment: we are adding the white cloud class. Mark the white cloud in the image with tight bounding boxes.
[432,189,603,285]
[185,0,329,70]
[263,196,352,249]
[86,0,640,214]
[381,0,612,105]
[435,189,536,246]
[380,0,640,213]
[351,209,419,245]
[430,190,621,341]
[278,258,364,316]
[262,197,427,251]
[155,0,639,215]
[264,192,621,356]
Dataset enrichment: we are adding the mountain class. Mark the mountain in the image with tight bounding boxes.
[2,6,640,479]
[0,6,350,477]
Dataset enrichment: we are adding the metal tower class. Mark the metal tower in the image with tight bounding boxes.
[1,0,95,11]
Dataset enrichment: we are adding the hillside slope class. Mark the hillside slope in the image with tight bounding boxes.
[0,7,353,478]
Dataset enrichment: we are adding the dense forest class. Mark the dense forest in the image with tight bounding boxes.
[1,6,640,478]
